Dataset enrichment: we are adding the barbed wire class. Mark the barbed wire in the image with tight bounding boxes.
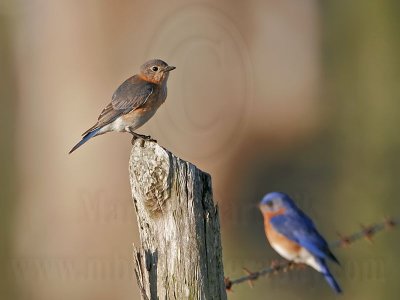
[224,216,398,291]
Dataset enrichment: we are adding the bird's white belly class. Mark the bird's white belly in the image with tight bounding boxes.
[100,109,158,134]
[270,241,298,261]
[270,241,323,273]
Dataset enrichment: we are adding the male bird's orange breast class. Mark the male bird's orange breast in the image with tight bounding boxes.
[263,210,301,255]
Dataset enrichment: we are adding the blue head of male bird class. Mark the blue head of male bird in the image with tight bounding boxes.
[259,192,342,294]
[69,59,175,154]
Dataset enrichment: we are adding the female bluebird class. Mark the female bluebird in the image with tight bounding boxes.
[259,192,342,293]
[69,59,175,154]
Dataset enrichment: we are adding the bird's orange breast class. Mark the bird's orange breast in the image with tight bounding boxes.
[263,209,301,254]
[138,73,164,84]
[121,109,144,122]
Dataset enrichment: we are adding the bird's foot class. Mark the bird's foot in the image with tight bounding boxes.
[130,132,157,144]
[137,134,157,143]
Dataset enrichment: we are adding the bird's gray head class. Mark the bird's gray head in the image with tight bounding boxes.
[139,59,175,84]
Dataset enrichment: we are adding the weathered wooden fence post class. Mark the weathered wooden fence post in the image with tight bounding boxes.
[129,140,227,300]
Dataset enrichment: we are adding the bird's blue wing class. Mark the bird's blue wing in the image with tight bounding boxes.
[270,211,338,262]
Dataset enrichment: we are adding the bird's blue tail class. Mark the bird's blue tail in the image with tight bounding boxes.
[318,259,342,294]
[323,271,342,294]
[69,128,100,154]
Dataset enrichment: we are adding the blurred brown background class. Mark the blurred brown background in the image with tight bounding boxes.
[1,0,400,299]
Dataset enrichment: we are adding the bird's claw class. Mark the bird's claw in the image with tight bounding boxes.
[131,132,157,144]
[138,134,157,142]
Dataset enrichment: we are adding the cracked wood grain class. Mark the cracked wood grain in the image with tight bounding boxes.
[129,140,227,300]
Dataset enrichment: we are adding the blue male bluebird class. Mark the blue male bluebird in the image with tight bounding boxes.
[259,192,342,293]
[69,59,175,154]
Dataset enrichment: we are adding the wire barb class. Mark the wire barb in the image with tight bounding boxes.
[336,232,352,248]
[242,267,258,288]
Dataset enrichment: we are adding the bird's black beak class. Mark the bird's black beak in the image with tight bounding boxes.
[164,66,176,72]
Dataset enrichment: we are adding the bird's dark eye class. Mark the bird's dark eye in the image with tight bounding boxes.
[151,66,159,72]
[266,201,274,208]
